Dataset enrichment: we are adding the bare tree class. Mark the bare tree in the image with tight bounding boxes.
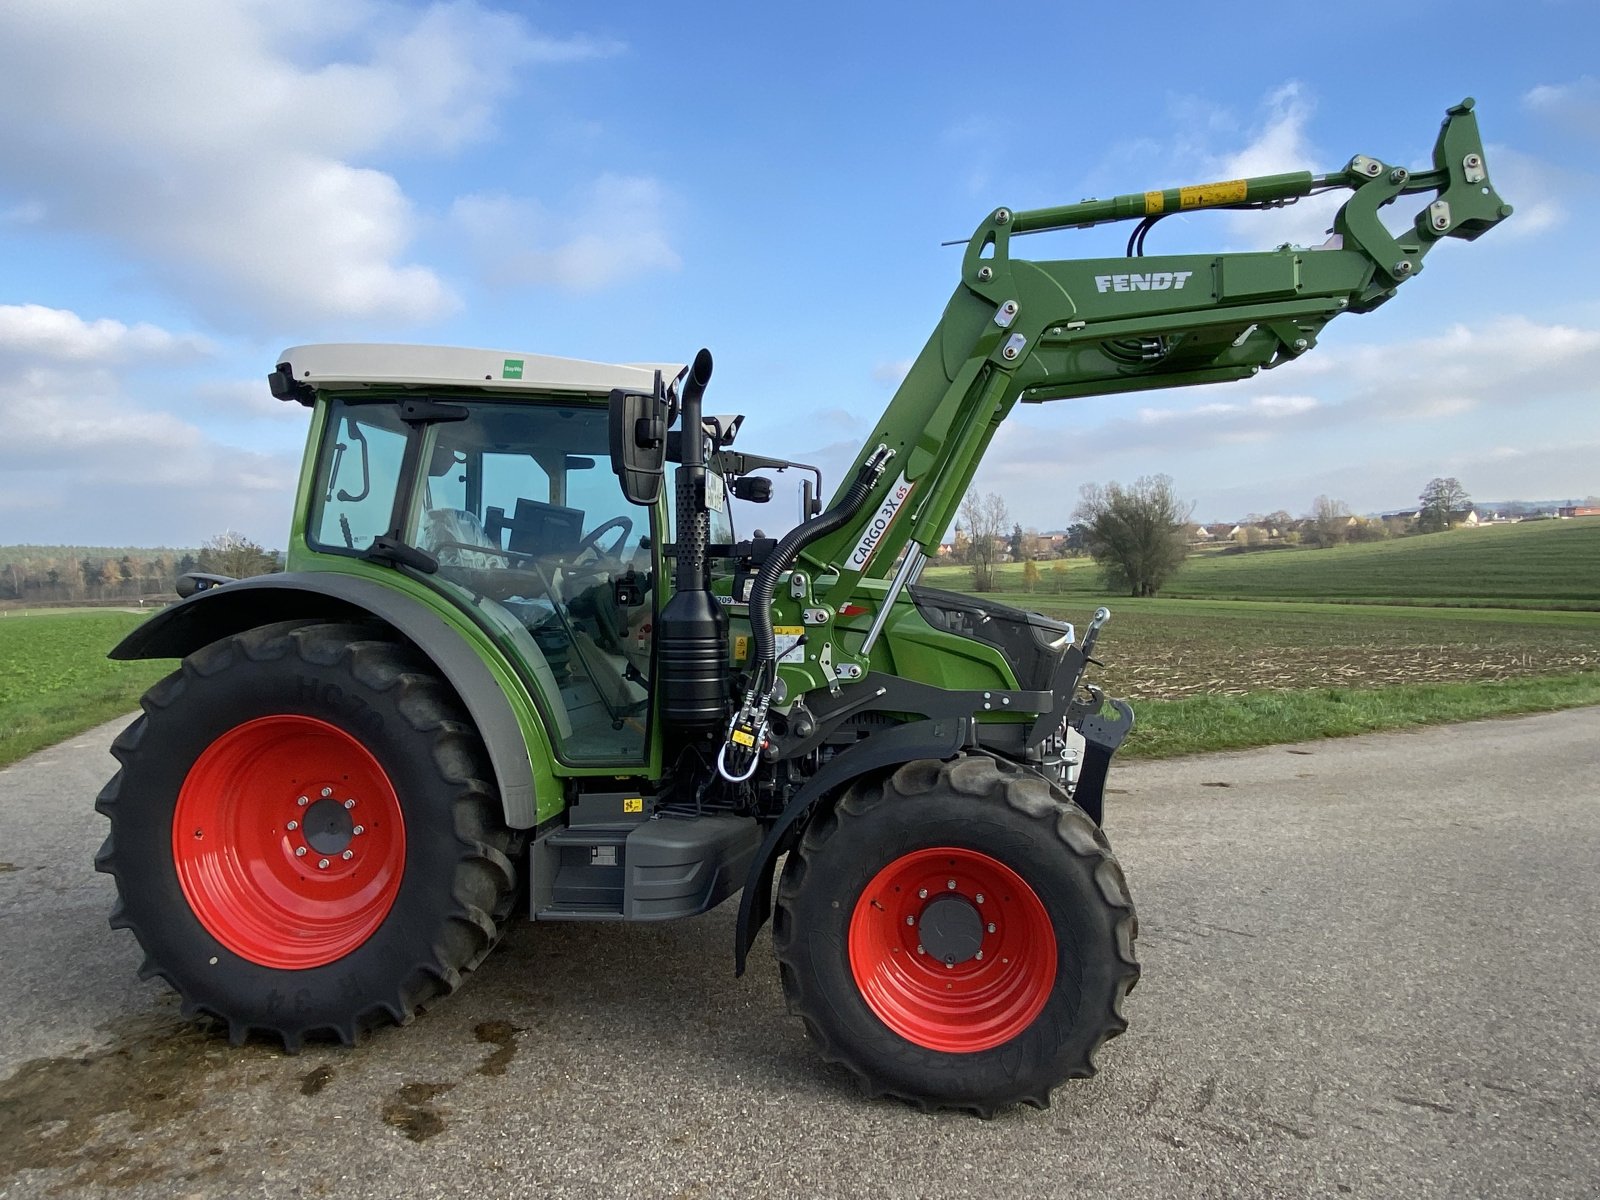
[1418,477,1471,532]
[197,531,278,579]
[1074,474,1193,597]
[959,491,1009,592]
[1306,494,1352,548]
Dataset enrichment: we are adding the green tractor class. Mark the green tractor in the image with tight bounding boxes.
[97,101,1508,1114]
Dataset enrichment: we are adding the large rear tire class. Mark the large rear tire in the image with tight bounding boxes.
[95,621,520,1048]
[773,754,1139,1115]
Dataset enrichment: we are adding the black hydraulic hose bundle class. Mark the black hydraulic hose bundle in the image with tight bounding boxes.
[746,447,889,671]
[717,446,892,782]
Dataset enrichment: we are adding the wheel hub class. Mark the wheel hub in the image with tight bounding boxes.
[917,895,984,965]
[301,795,355,856]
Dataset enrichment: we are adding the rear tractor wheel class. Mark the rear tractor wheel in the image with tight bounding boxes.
[95,620,520,1048]
[774,755,1139,1115]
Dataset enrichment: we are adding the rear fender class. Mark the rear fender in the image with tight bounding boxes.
[112,573,540,828]
[733,717,971,975]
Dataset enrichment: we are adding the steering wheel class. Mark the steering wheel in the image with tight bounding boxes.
[573,515,633,564]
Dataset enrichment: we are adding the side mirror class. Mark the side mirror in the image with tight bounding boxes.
[609,373,669,506]
[801,478,822,520]
[731,476,772,503]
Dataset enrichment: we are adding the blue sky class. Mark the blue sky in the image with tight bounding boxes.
[2,0,1597,547]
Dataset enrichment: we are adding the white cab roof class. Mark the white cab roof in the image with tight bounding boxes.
[277,343,684,396]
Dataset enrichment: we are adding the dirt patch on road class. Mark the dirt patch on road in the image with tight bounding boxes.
[0,1015,256,1190]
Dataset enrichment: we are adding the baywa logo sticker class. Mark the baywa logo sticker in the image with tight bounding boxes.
[847,474,913,570]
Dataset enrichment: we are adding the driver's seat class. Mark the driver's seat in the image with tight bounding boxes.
[421,508,503,569]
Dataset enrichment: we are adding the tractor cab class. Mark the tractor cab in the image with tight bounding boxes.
[288,345,684,763]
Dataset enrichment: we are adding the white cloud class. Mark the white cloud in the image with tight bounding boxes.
[1211,83,1343,250]
[0,304,213,364]
[0,1,623,326]
[451,175,680,292]
[871,359,913,387]
[1524,77,1600,138]
[0,358,298,544]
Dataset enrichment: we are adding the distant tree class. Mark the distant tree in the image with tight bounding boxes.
[959,492,1009,593]
[1008,523,1025,561]
[1022,559,1041,592]
[1074,474,1193,597]
[1347,517,1389,543]
[1064,523,1090,555]
[197,531,277,579]
[1050,561,1068,592]
[1307,495,1352,548]
[177,552,198,575]
[1418,477,1471,532]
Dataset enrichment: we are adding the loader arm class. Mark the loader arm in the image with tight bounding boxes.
[800,99,1509,610]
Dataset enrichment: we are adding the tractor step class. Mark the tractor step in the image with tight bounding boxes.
[533,814,761,922]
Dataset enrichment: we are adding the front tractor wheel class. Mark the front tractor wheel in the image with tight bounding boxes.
[95,621,520,1048]
[774,756,1139,1115]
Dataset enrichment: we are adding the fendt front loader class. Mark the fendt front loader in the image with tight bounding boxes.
[98,101,1508,1113]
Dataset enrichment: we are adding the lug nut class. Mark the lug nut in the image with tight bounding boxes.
[297,796,308,807]
[342,850,354,861]
[975,894,985,904]
[318,858,329,869]
[320,787,333,798]
[946,879,957,890]
[905,915,916,926]
[975,950,984,961]
[945,961,955,969]
[987,923,996,934]
[353,825,365,836]
[917,888,928,899]
[295,847,307,857]
[344,799,356,809]
[286,820,298,831]
[916,945,926,955]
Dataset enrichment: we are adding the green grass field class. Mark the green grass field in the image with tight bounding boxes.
[0,611,168,768]
[922,519,1600,608]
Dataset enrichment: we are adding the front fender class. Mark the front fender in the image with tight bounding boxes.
[733,717,971,975]
[113,573,540,828]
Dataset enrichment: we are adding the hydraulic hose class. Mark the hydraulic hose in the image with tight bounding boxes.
[746,446,892,670]
[715,445,892,784]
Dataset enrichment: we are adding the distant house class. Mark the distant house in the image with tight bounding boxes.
[1558,505,1600,519]
[1204,522,1242,540]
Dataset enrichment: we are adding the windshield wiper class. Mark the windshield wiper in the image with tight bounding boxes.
[363,536,438,574]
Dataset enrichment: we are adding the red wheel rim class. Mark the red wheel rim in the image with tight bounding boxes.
[173,715,406,970]
[848,847,1057,1053]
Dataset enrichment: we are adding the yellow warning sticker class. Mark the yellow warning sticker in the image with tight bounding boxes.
[623,797,643,813]
[731,728,756,747]
[1144,190,1164,215]
[733,634,749,662]
[1179,179,1248,209]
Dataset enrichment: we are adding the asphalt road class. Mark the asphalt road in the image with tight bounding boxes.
[2,709,1597,1199]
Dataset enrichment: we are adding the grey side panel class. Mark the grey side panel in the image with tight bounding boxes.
[112,574,539,828]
